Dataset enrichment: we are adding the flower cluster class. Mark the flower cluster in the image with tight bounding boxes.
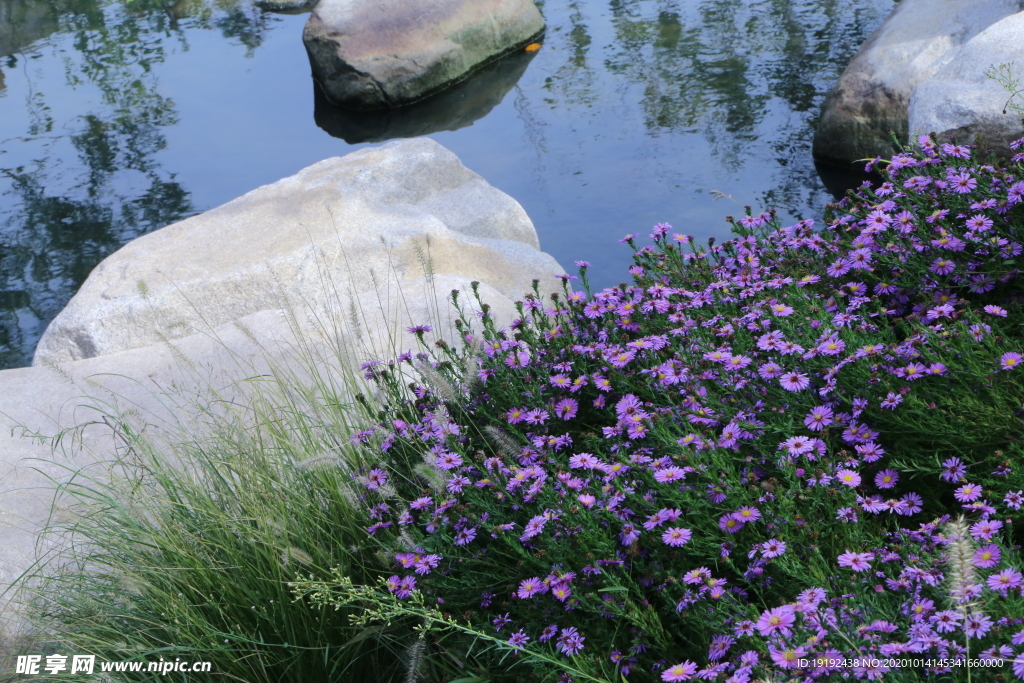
[348,135,1024,682]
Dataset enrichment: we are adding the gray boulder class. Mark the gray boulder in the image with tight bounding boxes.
[33,137,565,365]
[909,12,1024,151]
[813,0,1023,165]
[303,0,544,110]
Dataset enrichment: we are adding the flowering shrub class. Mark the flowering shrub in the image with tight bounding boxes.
[295,135,1024,682]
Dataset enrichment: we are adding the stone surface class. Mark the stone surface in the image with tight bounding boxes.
[909,12,1024,151]
[303,0,544,110]
[34,137,565,365]
[812,0,1023,165]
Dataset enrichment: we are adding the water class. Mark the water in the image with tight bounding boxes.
[0,0,894,369]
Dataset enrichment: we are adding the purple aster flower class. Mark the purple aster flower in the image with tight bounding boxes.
[986,569,1023,593]
[983,305,1007,317]
[653,466,689,483]
[974,544,1001,568]
[803,405,834,431]
[837,551,874,572]
[517,577,545,599]
[954,483,982,502]
[508,630,529,648]
[719,514,744,533]
[941,457,967,482]
[619,523,640,545]
[707,635,734,662]
[1005,490,1024,509]
[556,626,585,656]
[492,613,511,632]
[836,469,861,487]
[963,613,993,638]
[779,371,810,391]
[930,610,962,633]
[569,452,600,469]
[970,519,1002,540]
[661,661,697,681]
[662,527,692,547]
[524,408,549,425]
[875,469,899,489]
[520,515,547,542]
[1000,352,1023,371]
[733,506,761,522]
[539,624,558,642]
[755,606,796,637]
[554,398,579,420]
[760,539,787,558]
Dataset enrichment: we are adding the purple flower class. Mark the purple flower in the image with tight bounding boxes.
[755,606,796,637]
[837,551,874,572]
[554,398,579,420]
[556,626,585,656]
[837,469,861,487]
[803,405,834,431]
[875,469,899,489]
[619,523,640,545]
[662,527,692,547]
[963,613,993,638]
[1000,352,1023,371]
[954,483,982,502]
[970,519,1002,540]
[987,568,1024,593]
[661,661,697,681]
[779,371,810,391]
[941,457,967,482]
[508,630,529,648]
[719,515,744,533]
[520,515,547,542]
[492,613,511,632]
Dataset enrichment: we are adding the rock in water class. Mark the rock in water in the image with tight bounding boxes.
[33,138,565,364]
[812,0,1021,166]
[302,0,544,110]
[909,12,1024,152]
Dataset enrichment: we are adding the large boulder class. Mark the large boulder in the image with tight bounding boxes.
[812,0,1023,165]
[33,137,565,365]
[908,12,1024,150]
[303,0,544,110]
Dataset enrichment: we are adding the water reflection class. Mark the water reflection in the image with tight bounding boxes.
[0,0,275,367]
[314,48,539,144]
[0,0,892,368]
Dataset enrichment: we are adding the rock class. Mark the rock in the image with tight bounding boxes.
[908,12,1024,151]
[302,0,544,110]
[812,0,1023,165]
[33,137,566,365]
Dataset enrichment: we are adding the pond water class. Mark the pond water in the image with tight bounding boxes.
[0,0,894,369]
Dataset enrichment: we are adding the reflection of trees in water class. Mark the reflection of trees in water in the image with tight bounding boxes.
[0,0,273,367]
[541,0,892,197]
